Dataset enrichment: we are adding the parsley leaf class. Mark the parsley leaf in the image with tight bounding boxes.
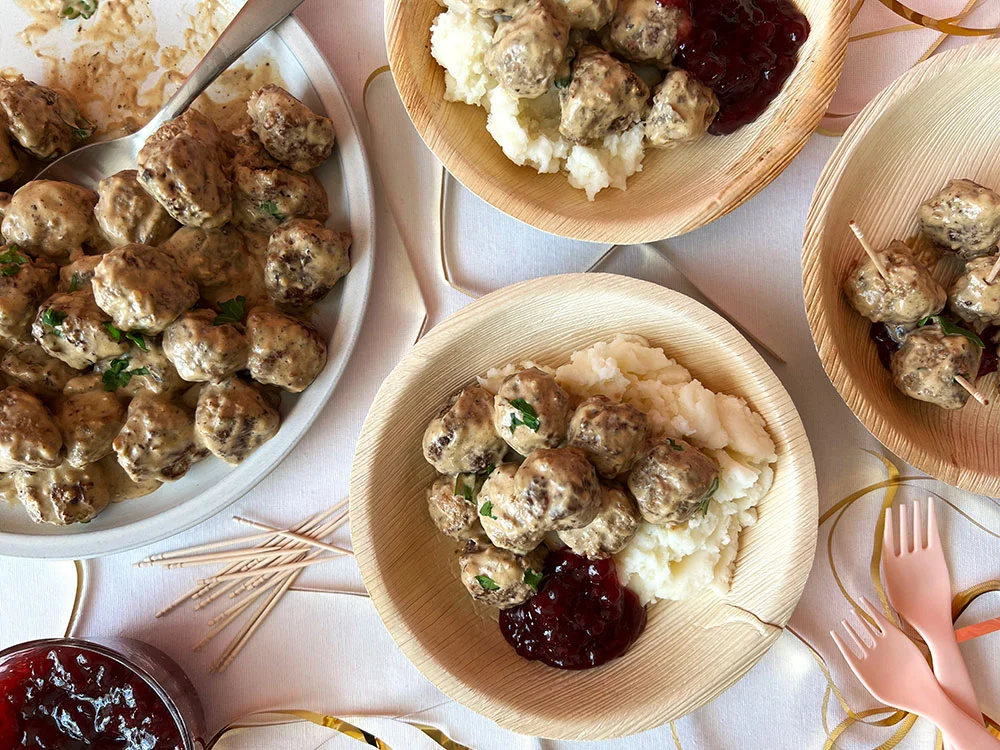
[919,316,984,348]
[68,273,80,292]
[60,0,98,19]
[213,296,247,326]
[508,398,540,433]
[40,309,68,336]
[523,568,544,591]
[125,331,148,351]
[666,437,685,452]
[0,246,28,277]
[479,500,495,519]
[698,476,720,516]
[481,463,496,477]
[104,322,122,342]
[259,201,285,220]
[101,357,149,391]
[475,575,500,592]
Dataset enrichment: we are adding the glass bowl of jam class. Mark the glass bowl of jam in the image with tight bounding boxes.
[0,637,205,750]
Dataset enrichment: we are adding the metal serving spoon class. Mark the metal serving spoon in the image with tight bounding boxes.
[37,0,307,188]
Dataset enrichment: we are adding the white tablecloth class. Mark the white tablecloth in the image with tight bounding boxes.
[4,1,1000,748]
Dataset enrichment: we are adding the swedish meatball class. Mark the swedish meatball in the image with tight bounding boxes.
[485,0,570,99]
[94,342,186,397]
[95,169,179,247]
[195,376,280,465]
[32,291,127,369]
[458,0,532,16]
[423,385,507,475]
[427,474,482,541]
[949,256,1000,328]
[919,179,1000,259]
[891,324,983,410]
[479,463,547,553]
[145,109,226,151]
[113,391,209,483]
[555,0,616,29]
[245,307,327,392]
[247,85,337,173]
[54,389,126,468]
[558,45,649,143]
[159,225,252,296]
[514,447,601,531]
[57,255,102,294]
[232,166,329,234]
[92,244,198,333]
[459,541,544,608]
[0,129,21,183]
[567,395,648,477]
[628,438,719,525]
[0,252,56,343]
[2,180,99,259]
[228,124,281,175]
[494,368,570,455]
[0,77,91,160]
[843,240,946,326]
[264,219,351,306]
[14,463,109,526]
[645,69,718,146]
[0,386,62,472]
[558,483,640,558]
[1,343,76,397]
[162,309,249,383]
[607,0,690,67]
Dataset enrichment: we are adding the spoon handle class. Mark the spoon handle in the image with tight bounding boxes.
[146,0,308,132]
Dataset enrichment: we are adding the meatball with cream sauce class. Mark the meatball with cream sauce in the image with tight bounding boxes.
[628,437,719,525]
[195,376,280,465]
[2,180,99,259]
[245,307,327,393]
[567,394,648,477]
[479,462,547,554]
[558,483,640,558]
[843,240,946,326]
[163,309,249,383]
[457,0,531,17]
[0,386,62,472]
[113,391,209,483]
[919,179,1000,259]
[57,255,102,293]
[13,463,109,526]
[559,45,649,143]
[160,226,252,297]
[555,0,616,29]
[0,251,55,343]
[0,77,92,161]
[94,342,186,398]
[248,85,337,173]
[494,367,570,455]
[606,0,691,67]
[514,447,601,531]
[485,0,571,99]
[54,389,126,468]
[92,244,199,333]
[891,324,983,410]
[1,343,76,397]
[427,474,482,541]
[264,218,351,307]
[949,255,1000,328]
[423,385,507,475]
[0,129,22,183]
[645,69,718,146]
[232,166,329,234]
[228,124,281,175]
[459,541,545,609]
[32,291,127,369]
[95,169,179,248]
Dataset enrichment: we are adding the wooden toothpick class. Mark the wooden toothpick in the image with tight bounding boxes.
[987,255,1000,285]
[849,220,889,279]
[956,375,989,406]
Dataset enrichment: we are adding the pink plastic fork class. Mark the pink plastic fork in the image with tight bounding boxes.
[831,597,1000,750]
[882,499,985,747]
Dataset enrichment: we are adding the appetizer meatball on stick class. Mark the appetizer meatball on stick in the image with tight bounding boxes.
[0,386,62,472]
[478,462,547,554]
[32,291,128,370]
[842,224,945,326]
[245,307,327,393]
[264,218,351,306]
[162,309,249,383]
[567,394,648,477]
[891,323,986,409]
[459,541,545,608]
[247,85,337,173]
[427,473,483,541]
[949,255,1000,328]
[113,392,209,483]
[606,0,690,67]
[485,0,571,99]
[2,181,99,259]
[13,463,109,526]
[558,45,648,143]
[919,179,1000,259]
[494,367,571,455]
[95,170,179,247]
[54,389,126,468]
[195,376,280,465]
[0,77,92,161]
[558,483,640,558]
[0,250,55,343]
[513,447,601,530]
[628,437,719,525]
[423,385,507,475]
[645,69,718,146]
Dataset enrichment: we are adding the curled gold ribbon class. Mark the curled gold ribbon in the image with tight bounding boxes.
[880,0,1000,35]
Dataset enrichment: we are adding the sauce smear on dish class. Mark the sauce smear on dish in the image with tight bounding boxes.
[0,646,183,749]
[676,0,811,135]
[499,549,646,670]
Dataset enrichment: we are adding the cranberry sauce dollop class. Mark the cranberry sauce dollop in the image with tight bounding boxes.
[0,646,183,750]
[674,0,811,135]
[499,549,646,670]
[870,321,999,378]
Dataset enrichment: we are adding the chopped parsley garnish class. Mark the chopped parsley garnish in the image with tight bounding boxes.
[60,0,98,20]
[213,296,247,326]
[103,323,145,349]
[475,575,500,592]
[666,437,685,452]
[481,463,496,477]
[40,308,68,336]
[523,568,544,591]
[73,128,91,140]
[259,201,285,220]
[919,316,984,348]
[508,398,540,433]
[454,474,476,503]
[101,357,149,391]
[0,246,28,277]
[698,477,720,516]
[104,322,121,342]
[479,500,495,519]
[68,273,80,292]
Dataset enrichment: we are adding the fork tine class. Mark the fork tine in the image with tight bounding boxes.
[843,618,870,652]
[831,630,864,667]
[899,501,911,553]
[912,499,923,550]
[926,497,939,550]
[859,596,889,635]
[852,609,879,641]
[884,506,897,556]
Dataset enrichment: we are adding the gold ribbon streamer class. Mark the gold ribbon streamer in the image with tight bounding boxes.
[880,0,1000,35]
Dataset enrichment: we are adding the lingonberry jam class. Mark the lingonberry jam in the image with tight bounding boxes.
[499,549,646,670]
[0,645,184,749]
[675,0,811,135]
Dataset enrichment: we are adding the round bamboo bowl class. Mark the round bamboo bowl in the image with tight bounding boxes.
[385,0,849,244]
[804,40,1000,496]
[350,274,817,740]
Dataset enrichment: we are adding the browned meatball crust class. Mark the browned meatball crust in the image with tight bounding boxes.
[195,376,281,465]
[1,343,77,397]
[245,307,327,393]
[2,180,99,259]
[891,324,983,410]
[606,0,690,67]
[232,166,329,234]
[95,169,179,247]
[14,463,109,526]
[54,389,127,468]
[459,541,545,608]
[0,386,62,472]
[485,0,571,99]
[494,367,570,455]
[0,77,92,160]
[264,218,351,307]
[423,385,508,475]
[162,309,249,383]
[919,179,1000,259]
[247,85,337,173]
[567,394,648,477]
[513,447,601,531]
[32,291,128,370]
[628,437,719,525]
[558,483,640,558]
[478,462,547,554]
[113,391,209,483]
[0,251,56,343]
[427,474,482,541]
[559,45,649,143]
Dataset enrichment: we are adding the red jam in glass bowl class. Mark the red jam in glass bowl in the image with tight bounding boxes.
[499,549,646,670]
[0,639,202,750]
[675,0,812,135]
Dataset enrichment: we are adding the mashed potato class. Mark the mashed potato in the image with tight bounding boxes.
[479,335,777,605]
[429,6,647,200]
